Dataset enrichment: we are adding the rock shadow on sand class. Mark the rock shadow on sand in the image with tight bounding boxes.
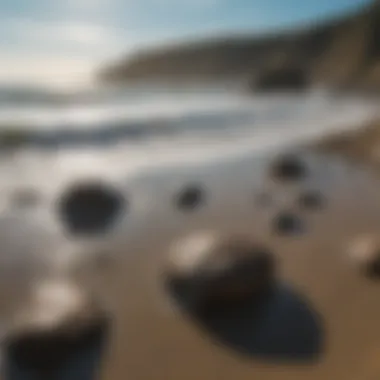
[169,283,324,363]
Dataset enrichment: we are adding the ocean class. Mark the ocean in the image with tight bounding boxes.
[0,85,378,206]
[0,85,378,145]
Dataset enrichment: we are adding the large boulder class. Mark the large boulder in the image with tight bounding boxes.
[165,233,275,314]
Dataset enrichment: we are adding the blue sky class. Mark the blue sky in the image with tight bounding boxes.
[0,0,371,88]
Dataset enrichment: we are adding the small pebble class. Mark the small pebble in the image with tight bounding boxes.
[270,154,307,182]
[273,212,305,236]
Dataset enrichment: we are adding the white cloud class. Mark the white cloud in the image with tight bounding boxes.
[0,52,97,89]
[43,22,111,46]
[0,0,224,86]
[6,18,122,49]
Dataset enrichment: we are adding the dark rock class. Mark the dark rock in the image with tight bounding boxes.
[175,185,205,211]
[273,212,305,236]
[4,316,109,376]
[58,181,126,236]
[269,154,307,182]
[365,257,380,279]
[166,237,275,314]
[348,236,380,280]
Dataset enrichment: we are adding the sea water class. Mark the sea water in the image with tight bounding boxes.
[0,85,378,205]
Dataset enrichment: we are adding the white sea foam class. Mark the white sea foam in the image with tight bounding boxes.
[0,89,377,198]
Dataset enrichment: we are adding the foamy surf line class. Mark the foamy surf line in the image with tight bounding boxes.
[0,93,377,142]
[4,99,375,182]
[118,100,378,160]
[0,94,377,193]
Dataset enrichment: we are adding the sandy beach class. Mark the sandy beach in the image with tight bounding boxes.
[2,112,380,380]
[91,118,380,380]
[315,119,380,168]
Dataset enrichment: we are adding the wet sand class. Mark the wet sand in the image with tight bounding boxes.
[314,119,380,170]
[98,121,380,380]
[5,119,380,380]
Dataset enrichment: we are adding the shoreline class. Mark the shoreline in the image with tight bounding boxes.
[313,119,380,172]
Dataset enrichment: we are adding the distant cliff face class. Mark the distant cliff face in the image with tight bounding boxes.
[99,0,380,91]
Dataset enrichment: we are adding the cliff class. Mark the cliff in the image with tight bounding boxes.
[99,0,380,91]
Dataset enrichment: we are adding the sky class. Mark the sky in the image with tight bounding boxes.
[0,0,371,88]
